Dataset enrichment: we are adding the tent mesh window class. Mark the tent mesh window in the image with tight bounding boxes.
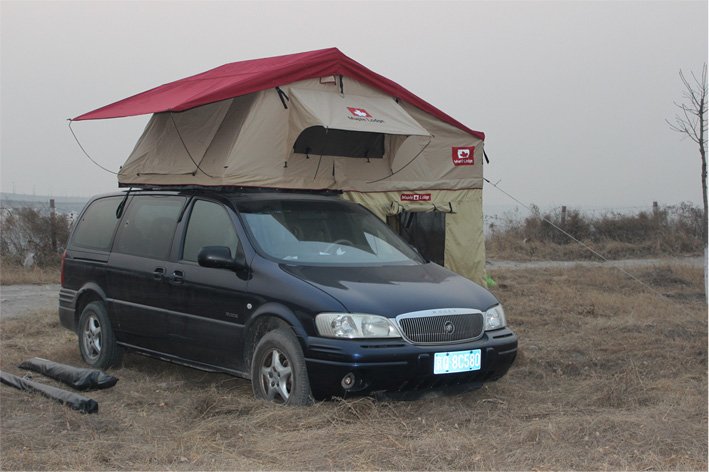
[293,127,385,158]
[394,211,446,266]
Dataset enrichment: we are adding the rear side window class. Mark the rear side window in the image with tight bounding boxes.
[72,196,123,250]
[114,195,185,260]
[182,200,240,261]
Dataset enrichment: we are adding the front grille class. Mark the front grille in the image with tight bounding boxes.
[396,310,484,345]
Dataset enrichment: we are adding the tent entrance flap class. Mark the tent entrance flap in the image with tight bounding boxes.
[388,211,446,267]
[288,88,430,159]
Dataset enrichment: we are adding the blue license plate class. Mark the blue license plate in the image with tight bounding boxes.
[433,349,482,374]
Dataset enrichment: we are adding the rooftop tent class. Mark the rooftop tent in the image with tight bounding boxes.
[109,85,437,190]
[72,48,484,191]
[72,48,489,285]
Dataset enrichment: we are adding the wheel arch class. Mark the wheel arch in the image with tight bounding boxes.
[242,302,308,377]
[73,283,108,331]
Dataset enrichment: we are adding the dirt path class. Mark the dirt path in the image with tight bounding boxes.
[486,255,706,270]
[0,284,61,319]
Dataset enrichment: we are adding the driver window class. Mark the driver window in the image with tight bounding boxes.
[183,200,239,262]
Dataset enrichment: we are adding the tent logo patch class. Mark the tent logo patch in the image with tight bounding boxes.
[346,107,384,124]
[401,193,432,202]
[452,146,475,166]
[347,107,372,118]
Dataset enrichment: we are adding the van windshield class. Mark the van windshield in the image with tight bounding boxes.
[235,198,425,266]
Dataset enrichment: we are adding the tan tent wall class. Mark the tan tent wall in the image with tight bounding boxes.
[118,77,484,193]
[342,189,486,287]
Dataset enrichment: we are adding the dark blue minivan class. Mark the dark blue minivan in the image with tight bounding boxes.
[59,189,517,405]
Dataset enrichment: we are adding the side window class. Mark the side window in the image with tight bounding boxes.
[114,196,184,260]
[182,200,239,262]
[72,196,123,250]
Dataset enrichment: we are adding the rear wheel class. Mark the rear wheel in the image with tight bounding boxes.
[251,329,312,405]
[78,301,123,369]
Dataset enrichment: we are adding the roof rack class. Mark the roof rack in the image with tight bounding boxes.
[117,184,343,196]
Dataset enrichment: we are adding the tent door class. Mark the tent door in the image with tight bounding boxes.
[388,211,446,266]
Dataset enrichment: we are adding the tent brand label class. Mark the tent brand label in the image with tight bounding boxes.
[347,107,372,118]
[452,146,475,166]
[401,193,432,202]
[346,107,385,124]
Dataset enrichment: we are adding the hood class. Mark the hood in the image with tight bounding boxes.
[280,263,498,317]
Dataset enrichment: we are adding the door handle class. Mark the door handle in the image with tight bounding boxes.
[153,267,166,281]
[170,270,185,284]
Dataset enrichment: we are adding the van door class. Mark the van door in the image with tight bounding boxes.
[162,198,251,371]
[106,195,185,353]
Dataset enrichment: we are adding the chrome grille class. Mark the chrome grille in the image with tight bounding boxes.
[396,310,485,345]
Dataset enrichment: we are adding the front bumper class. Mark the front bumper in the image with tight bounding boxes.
[303,328,517,399]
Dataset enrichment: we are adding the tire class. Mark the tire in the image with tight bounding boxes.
[251,328,312,406]
[78,301,123,369]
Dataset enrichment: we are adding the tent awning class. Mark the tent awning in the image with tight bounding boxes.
[71,48,484,140]
[289,88,430,137]
[288,88,430,159]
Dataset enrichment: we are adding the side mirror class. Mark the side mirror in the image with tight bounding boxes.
[198,246,238,270]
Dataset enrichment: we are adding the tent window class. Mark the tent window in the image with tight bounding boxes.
[391,211,446,266]
[293,126,385,159]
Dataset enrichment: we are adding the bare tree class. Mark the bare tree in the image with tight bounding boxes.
[667,63,707,244]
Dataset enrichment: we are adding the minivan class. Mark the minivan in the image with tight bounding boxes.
[59,189,517,405]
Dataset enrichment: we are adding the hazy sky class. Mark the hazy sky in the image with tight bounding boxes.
[1,0,707,211]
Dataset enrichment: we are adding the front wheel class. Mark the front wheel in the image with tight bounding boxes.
[251,329,312,406]
[78,301,123,369]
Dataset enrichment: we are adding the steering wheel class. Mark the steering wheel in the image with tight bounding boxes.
[324,239,354,254]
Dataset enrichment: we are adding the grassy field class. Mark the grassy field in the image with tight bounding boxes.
[1,263,706,470]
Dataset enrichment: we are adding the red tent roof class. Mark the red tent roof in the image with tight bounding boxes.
[72,48,484,140]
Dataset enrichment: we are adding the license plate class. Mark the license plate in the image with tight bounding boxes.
[433,349,481,374]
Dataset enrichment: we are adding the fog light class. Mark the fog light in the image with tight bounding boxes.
[341,372,356,390]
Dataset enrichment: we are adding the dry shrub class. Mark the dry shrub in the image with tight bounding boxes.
[486,202,705,261]
[0,206,71,269]
[1,264,707,471]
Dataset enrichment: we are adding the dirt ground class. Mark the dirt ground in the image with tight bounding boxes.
[0,284,61,320]
[1,263,707,470]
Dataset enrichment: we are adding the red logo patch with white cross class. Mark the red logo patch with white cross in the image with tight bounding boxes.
[347,107,372,118]
[452,146,475,166]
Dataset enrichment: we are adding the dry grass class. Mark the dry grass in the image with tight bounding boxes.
[486,237,705,262]
[1,264,707,470]
[486,204,705,261]
[0,263,60,285]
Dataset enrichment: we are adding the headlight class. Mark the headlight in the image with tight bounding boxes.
[484,304,506,331]
[316,313,401,339]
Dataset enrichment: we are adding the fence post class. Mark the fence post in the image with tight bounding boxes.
[561,206,567,226]
[50,199,56,252]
